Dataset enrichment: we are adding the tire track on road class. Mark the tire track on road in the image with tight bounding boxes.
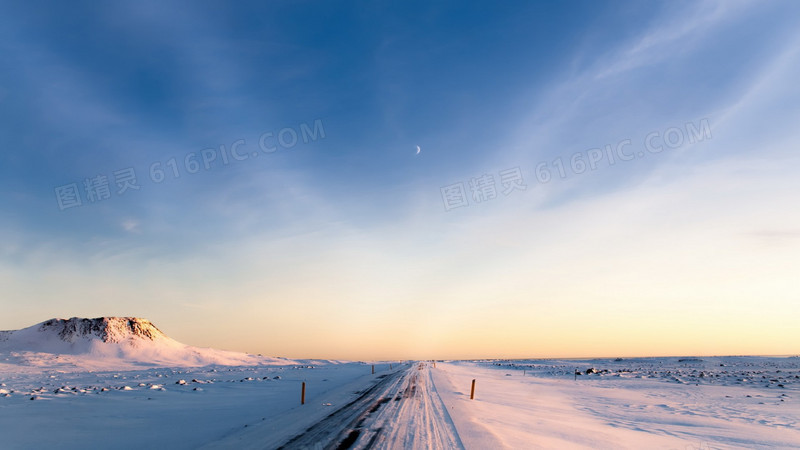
[278,362,462,449]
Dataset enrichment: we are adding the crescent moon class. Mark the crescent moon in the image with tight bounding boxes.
[416,145,421,155]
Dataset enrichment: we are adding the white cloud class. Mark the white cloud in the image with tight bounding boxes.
[121,219,141,234]
[595,0,747,79]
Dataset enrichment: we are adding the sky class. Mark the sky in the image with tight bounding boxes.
[1,0,799,360]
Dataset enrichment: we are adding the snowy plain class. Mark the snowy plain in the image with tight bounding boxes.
[1,356,798,449]
[1,318,798,448]
[434,357,800,449]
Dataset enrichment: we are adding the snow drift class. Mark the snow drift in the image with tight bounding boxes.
[0,317,295,371]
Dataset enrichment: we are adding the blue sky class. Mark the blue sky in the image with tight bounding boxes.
[1,1,799,359]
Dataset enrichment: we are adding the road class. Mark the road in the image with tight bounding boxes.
[278,362,463,449]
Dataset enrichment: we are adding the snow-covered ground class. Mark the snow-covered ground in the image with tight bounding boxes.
[434,357,800,449]
[0,360,386,448]
[1,356,798,449]
[1,319,798,448]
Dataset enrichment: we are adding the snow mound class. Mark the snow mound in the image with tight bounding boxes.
[0,317,297,372]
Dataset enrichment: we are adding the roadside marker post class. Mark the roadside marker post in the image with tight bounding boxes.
[470,379,476,400]
[301,382,306,405]
[372,365,375,374]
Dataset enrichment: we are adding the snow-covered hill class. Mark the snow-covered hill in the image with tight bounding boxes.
[0,317,299,372]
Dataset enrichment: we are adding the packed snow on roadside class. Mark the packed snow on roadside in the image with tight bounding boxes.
[0,360,392,449]
[432,356,800,449]
[0,317,374,449]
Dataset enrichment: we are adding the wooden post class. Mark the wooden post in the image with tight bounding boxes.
[301,382,306,405]
[372,365,375,374]
[523,369,526,376]
[470,379,476,400]
[433,361,436,368]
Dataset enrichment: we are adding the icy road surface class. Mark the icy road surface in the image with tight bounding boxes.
[211,361,463,449]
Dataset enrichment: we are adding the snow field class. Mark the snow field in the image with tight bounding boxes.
[433,358,800,449]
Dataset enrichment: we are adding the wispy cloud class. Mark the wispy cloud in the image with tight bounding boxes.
[594,0,746,79]
[121,219,141,234]
[2,1,799,357]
